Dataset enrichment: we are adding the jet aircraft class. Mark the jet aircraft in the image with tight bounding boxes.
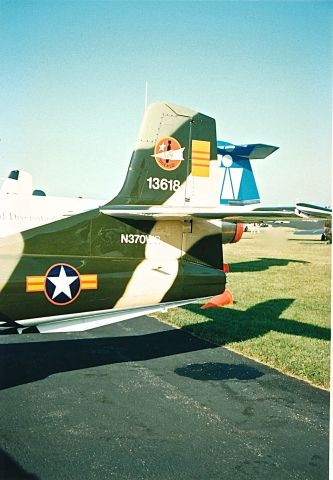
[0,102,323,334]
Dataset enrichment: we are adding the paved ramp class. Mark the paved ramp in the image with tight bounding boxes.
[0,316,329,479]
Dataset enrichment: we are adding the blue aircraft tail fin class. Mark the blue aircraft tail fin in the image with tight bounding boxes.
[217,141,278,205]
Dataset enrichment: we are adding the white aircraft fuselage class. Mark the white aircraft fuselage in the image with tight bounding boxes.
[0,194,105,238]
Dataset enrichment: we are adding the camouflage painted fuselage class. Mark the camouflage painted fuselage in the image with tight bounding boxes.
[0,207,226,327]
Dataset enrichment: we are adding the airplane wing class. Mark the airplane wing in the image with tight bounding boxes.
[11,297,212,334]
[100,205,299,222]
[295,203,332,220]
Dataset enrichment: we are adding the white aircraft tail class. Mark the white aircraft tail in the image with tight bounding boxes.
[0,170,33,195]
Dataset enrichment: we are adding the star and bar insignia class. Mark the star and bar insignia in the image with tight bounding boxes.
[26,263,98,306]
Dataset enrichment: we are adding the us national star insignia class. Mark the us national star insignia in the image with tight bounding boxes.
[26,263,98,306]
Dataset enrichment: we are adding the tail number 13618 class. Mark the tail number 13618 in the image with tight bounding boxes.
[147,177,181,192]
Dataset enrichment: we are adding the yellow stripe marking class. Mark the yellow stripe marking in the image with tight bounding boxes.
[192,162,211,168]
[81,274,97,282]
[81,274,98,290]
[192,153,210,159]
[26,284,44,293]
[81,284,97,290]
[26,276,44,284]
[192,140,210,152]
[192,140,211,177]
[192,166,210,177]
[26,276,44,292]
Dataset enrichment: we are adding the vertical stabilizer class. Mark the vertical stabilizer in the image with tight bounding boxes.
[0,170,33,195]
[217,141,278,205]
[109,102,217,206]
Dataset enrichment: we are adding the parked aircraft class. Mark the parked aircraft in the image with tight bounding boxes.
[0,102,320,334]
[0,170,35,195]
[0,170,106,238]
[295,203,332,242]
[295,203,331,220]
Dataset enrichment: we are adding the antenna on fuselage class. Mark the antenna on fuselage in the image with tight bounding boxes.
[145,80,148,110]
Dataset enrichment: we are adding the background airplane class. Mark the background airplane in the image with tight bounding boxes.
[0,102,327,334]
[295,203,332,242]
[0,169,106,237]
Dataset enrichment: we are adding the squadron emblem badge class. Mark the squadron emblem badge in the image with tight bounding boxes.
[151,137,185,171]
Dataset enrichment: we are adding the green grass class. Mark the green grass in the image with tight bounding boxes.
[153,227,331,389]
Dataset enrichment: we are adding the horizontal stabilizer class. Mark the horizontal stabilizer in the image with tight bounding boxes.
[217,141,278,159]
[100,205,298,222]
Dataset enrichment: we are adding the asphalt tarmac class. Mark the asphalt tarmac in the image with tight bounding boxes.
[0,316,329,480]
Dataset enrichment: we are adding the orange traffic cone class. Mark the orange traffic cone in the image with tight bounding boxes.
[201,290,233,309]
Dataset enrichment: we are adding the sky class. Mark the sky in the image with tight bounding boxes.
[0,0,332,206]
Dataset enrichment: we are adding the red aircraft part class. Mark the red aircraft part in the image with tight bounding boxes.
[231,223,244,243]
[201,290,233,309]
[221,222,244,244]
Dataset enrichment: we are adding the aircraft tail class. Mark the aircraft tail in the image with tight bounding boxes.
[109,103,277,209]
[0,170,33,195]
[109,102,217,207]
[217,141,278,206]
